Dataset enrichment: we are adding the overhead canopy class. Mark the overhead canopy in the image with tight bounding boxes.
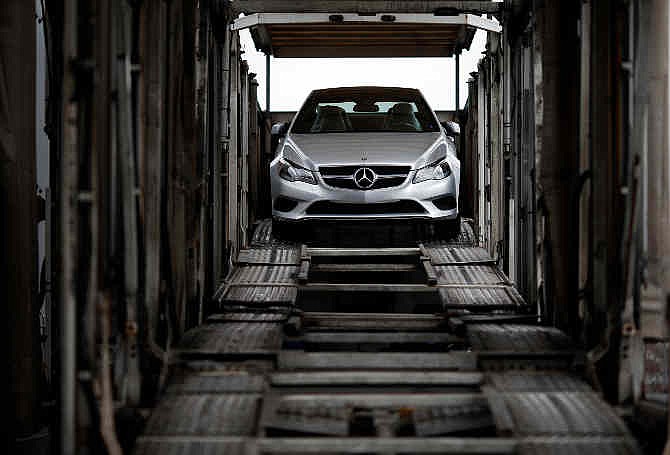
[232,13,502,58]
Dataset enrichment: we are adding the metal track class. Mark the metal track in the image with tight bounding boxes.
[136,220,639,454]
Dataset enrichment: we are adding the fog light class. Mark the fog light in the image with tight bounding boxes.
[274,197,298,212]
[433,195,457,211]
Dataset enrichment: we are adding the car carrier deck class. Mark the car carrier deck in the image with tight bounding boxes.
[133,221,639,454]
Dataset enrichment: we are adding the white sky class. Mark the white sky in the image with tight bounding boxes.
[239,29,488,112]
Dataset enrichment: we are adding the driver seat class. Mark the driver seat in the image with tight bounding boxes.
[384,103,421,131]
[311,105,352,132]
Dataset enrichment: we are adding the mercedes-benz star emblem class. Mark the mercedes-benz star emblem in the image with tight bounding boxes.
[353,167,377,189]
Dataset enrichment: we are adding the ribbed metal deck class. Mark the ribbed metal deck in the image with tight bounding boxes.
[136,220,639,454]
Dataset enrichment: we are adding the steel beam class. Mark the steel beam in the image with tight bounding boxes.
[232,13,502,33]
[231,1,503,15]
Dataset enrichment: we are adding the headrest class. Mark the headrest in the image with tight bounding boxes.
[318,105,346,116]
[389,103,414,115]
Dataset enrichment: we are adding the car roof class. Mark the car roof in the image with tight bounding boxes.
[310,86,423,99]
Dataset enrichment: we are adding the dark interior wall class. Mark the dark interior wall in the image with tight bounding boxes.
[533,0,582,334]
[1,0,41,443]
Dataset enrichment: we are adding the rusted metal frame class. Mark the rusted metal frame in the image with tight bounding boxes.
[297,244,311,284]
[232,12,502,33]
[232,1,504,15]
[114,0,141,405]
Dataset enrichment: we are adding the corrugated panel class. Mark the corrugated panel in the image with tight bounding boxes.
[435,265,507,285]
[467,324,573,352]
[488,392,630,437]
[251,219,274,245]
[133,438,248,455]
[166,371,266,394]
[143,394,261,436]
[229,265,298,284]
[425,246,493,265]
[439,286,527,310]
[177,323,283,355]
[518,437,638,455]
[238,246,300,265]
[486,372,592,393]
[221,285,298,306]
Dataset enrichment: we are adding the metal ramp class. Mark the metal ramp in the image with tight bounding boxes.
[135,220,639,454]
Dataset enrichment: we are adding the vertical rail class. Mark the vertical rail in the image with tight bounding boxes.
[455,50,460,112]
[61,0,78,451]
[266,53,271,113]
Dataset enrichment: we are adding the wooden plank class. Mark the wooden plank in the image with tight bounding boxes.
[271,371,483,387]
[278,351,477,370]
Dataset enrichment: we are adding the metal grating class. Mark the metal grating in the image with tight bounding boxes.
[228,265,298,284]
[467,324,573,352]
[166,371,267,394]
[518,437,639,455]
[220,285,298,306]
[425,246,493,265]
[238,247,300,265]
[435,265,508,285]
[440,286,527,311]
[486,372,592,393]
[143,394,261,436]
[177,323,283,355]
[487,392,630,437]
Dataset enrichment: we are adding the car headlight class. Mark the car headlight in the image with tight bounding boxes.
[413,159,452,183]
[279,160,317,185]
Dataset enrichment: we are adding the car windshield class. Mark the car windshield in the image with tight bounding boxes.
[291,88,440,134]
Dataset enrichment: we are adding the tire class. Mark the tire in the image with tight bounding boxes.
[272,219,294,241]
[436,216,461,240]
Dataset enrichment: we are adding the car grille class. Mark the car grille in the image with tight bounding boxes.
[319,165,410,190]
[306,200,426,216]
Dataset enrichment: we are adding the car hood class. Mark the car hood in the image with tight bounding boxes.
[289,132,444,170]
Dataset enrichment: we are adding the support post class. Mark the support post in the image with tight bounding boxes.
[2,0,41,446]
[455,49,461,113]
[266,53,271,113]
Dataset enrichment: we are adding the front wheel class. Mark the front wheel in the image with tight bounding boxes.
[435,216,461,240]
[272,219,295,241]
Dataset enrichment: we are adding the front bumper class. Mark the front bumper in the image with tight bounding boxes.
[270,163,459,221]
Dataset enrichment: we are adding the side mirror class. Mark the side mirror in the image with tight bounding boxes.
[271,121,289,138]
[441,121,460,137]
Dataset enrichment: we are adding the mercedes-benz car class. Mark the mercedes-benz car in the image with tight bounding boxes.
[270,86,461,238]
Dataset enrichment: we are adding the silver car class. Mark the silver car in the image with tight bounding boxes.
[270,86,461,238]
